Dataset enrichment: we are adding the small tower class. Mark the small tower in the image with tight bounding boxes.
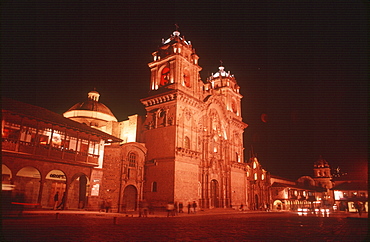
[313,156,333,189]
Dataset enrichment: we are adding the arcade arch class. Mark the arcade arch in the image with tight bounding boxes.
[68,173,90,209]
[42,170,66,208]
[14,166,41,205]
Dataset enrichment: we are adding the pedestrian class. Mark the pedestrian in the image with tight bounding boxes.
[187,202,191,214]
[355,202,363,217]
[105,198,112,213]
[166,202,174,217]
[53,191,59,210]
[179,202,184,213]
[266,203,270,212]
[192,201,197,214]
[57,192,66,210]
[239,204,244,211]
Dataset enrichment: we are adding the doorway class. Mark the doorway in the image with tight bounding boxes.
[210,179,219,208]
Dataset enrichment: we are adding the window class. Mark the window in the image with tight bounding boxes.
[2,122,21,141]
[128,152,137,167]
[152,182,157,192]
[184,136,190,149]
[20,126,36,143]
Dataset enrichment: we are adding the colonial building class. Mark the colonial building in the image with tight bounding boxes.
[140,30,248,209]
[331,177,368,213]
[1,97,121,212]
[245,156,270,210]
[270,157,337,213]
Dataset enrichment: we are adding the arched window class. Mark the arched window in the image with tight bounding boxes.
[184,136,190,149]
[152,182,157,192]
[128,152,137,167]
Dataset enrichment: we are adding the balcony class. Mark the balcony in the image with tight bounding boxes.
[2,138,99,166]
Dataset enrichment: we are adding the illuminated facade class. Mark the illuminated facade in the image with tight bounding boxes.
[4,29,361,214]
[331,179,368,213]
[140,30,248,208]
[245,156,270,210]
[64,90,144,144]
[1,97,120,212]
[63,90,147,212]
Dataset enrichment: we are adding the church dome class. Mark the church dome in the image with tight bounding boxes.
[208,66,235,81]
[64,90,117,122]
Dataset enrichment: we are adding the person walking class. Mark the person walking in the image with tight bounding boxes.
[192,201,197,214]
[187,202,191,214]
[53,192,59,210]
[57,192,66,210]
[179,202,184,213]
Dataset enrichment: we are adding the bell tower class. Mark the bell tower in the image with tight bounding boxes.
[148,30,202,98]
[141,29,204,205]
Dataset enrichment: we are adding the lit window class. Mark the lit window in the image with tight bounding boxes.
[253,162,257,169]
[254,173,257,180]
[128,152,137,167]
[261,174,265,180]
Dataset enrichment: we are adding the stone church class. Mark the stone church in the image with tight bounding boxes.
[62,29,251,210]
[140,30,248,209]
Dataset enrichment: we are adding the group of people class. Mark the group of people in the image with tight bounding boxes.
[166,201,197,217]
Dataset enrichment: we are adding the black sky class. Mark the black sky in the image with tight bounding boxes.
[2,1,368,180]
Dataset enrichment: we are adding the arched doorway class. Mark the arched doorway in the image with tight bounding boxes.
[122,185,137,212]
[210,179,219,208]
[69,174,89,209]
[42,170,66,208]
[15,166,41,206]
[273,200,282,211]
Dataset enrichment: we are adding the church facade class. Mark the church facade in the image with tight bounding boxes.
[140,30,248,209]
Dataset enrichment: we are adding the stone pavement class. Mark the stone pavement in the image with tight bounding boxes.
[2,209,368,241]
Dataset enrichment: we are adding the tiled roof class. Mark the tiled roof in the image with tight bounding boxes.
[331,181,368,191]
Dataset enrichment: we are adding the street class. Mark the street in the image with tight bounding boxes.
[1,211,368,241]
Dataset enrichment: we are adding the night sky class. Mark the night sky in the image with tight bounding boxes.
[2,1,368,180]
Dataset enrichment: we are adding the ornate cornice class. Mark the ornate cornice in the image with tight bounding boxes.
[141,90,177,107]
[175,147,201,158]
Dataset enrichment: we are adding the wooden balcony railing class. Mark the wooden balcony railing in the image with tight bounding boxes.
[2,138,99,166]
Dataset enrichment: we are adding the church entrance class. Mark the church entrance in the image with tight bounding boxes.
[122,185,137,211]
[210,179,219,208]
